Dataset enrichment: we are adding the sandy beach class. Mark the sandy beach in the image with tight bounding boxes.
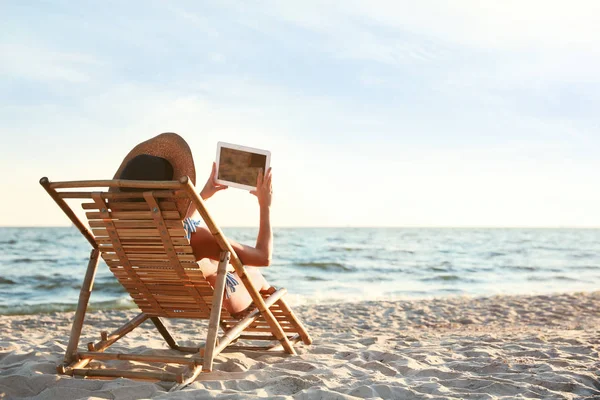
[1,291,599,399]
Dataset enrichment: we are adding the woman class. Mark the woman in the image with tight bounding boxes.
[114,132,273,318]
[192,161,274,317]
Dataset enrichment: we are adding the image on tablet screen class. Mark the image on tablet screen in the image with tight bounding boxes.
[218,147,267,186]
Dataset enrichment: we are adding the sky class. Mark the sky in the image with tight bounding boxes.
[1,1,599,227]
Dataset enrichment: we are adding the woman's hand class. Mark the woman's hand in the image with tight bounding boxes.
[250,168,272,208]
[200,162,228,200]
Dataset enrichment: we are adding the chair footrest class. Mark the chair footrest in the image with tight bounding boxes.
[72,368,183,382]
[238,334,296,341]
[78,351,201,366]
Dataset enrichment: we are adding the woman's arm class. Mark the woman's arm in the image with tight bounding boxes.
[186,162,228,219]
[189,168,274,266]
[190,228,271,266]
[200,162,228,201]
[250,168,273,265]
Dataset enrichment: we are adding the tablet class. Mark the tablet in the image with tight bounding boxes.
[215,142,271,191]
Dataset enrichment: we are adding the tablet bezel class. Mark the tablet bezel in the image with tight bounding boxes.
[215,142,271,191]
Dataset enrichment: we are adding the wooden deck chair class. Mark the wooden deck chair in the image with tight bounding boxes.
[40,176,312,386]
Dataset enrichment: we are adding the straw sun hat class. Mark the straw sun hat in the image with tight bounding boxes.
[113,132,196,185]
[112,133,197,216]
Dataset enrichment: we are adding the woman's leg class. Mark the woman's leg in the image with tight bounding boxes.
[225,267,270,314]
[202,264,271,315]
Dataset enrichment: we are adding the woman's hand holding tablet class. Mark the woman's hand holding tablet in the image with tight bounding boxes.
[215,142,271,191]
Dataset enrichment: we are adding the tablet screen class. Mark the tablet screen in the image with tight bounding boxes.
[218,147,267,186]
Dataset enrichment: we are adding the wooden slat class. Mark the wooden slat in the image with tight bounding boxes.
[50,179,184,190]
[98,237,190,246]
[235,334,304,341]
[157,303,209,309]
[116,278,209,287]
[99,244,193,254]
[121,276,206,283]
[78,351,201,366]
[90,220,183,229]
[123,281,208,288]
[133,276,209,283]
[113,271,208,280]
[238,334,278,340]
[93,228,186,238]
[106,260,198,268]
[275,296,313,345]
[111,268,205,277]
[124,286,213,296]
[242,326,297,333]
[223,320,293,329]
[89,313,149,353]
[101,252,195,262]
[222,314,290,323]
[87,211,181,220]
[134,298,224,309]
[72,368,181,382]
[58,190,187,199]
[82,201,178,211]
[108,268,204,280]
[131,295,210,304]
[136,296,214,303]
[161,311,213,318]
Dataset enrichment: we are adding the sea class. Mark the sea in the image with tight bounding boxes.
[0,227,599,315]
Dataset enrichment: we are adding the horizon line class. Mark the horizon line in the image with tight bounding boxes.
[1,225,599,229]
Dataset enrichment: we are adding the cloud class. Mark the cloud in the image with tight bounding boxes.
[265,1,600,51]
[0,43,101,83]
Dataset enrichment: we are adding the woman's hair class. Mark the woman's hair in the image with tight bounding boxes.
[119,154,174,192]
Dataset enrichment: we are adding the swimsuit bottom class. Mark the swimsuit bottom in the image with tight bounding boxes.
[183,218,240,299]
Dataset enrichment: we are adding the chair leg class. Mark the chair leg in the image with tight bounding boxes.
[64,313,149,373]
[59,249,100,370]
[276,297,313,345]
[151,317,180,350]
[203,251,229,372]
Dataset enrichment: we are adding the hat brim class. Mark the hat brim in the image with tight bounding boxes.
[113,132,196,186]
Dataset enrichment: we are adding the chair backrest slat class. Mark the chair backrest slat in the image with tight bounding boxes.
[41,178,234,320]
[76,186,229,319]
[91,192,167,314]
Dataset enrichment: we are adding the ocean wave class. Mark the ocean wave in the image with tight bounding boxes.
[0,240,17,245]
[428,266,451,272]
[329,247,364,253]
[363,267,409,275]
[10,258,59,264]
[421,274,463,282]
[0,297,136,316]
[427,261,454,272]
[94,280,128,294]
[296,262,354,271]
[570,253,595,259]
[570,265,600,270]
[532,245,575,252]
[34,282,80,290]
[0,277,16,285]
[527,275,580,282]
[29,277,127,294]
[506,265,537,271]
